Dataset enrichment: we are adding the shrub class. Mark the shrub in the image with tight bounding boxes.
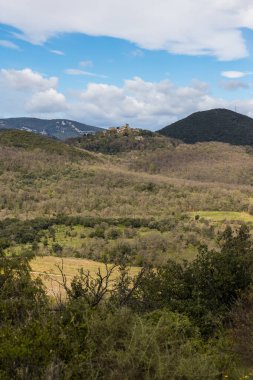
[231,293,253,366]
[52,243,63,255]
[105,227,122,240]
[135,225,253,335]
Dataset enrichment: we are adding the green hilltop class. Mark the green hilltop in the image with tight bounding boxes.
[68,123,178,154]
[159,108,253,146]
[0,129,94,159]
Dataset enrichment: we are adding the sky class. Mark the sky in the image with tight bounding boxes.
[1,1,253,130]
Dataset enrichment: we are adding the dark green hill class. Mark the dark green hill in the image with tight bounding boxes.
[0,117,103,140]
[159,109,253,146]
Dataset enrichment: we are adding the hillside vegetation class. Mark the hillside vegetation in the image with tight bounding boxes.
[3,130,251,220]
[0,129,252,254]
[124,141,253,185]
[0,129,93,158]
[68,125,177,154]
[2,127,253,378]
[69,120,253,186]
[159,108,253,146]
[2,224,253,379]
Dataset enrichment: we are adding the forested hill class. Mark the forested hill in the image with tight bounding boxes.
[159,108,253,146]
[0,117,103,140]
[0,129,95,160]
[68,125,178,154]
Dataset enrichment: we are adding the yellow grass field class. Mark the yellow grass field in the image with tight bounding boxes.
[189,211,253,223]
[31,256,140,297]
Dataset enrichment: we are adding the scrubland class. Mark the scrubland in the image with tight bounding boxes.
[2,129,253,378]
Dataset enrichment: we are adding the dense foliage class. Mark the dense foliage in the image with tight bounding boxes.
[68,127,176,154]
[3,214,250,266]
[1,226,253,378]
[2,128,253,378]
[0,129,92,158]
[159,108,253,146]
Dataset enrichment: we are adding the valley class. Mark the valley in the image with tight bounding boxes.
[3,1,253,376]
[2,118,253,281]
[2,110,253,378]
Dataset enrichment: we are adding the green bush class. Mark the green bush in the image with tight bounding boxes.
[0,226,251,378]
[135,225,253,335]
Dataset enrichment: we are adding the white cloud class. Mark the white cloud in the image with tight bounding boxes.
[0,40,19,50]
[26,88,67,113]
[50,49,65,55]
[1,0,253,60]
[221,71,250,79]
[66,77,225,128]
[2,68,253,127]
[79,60,93,68]
[64,69,107,78]
[0,68,64,117]
[1,68,58,91]
[66,77,253,128]
[220,80,249,91]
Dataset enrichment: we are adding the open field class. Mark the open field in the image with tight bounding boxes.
[189,211,253,222]
[31,256,141,277]
[31,256,140,296]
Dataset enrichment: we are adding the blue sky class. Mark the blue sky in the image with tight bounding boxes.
[1,0,253,130]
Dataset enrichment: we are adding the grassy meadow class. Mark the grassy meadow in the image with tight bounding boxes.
[189,210,253,222]
[31,256,140,297]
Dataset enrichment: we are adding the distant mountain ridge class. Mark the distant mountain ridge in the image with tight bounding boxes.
[159,109,253,146]
[0,117,103,140]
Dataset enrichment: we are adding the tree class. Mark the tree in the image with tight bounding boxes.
[135,225,253,335]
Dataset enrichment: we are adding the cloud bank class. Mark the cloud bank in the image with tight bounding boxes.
[1,0,253,60]
[1,68,253,127]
